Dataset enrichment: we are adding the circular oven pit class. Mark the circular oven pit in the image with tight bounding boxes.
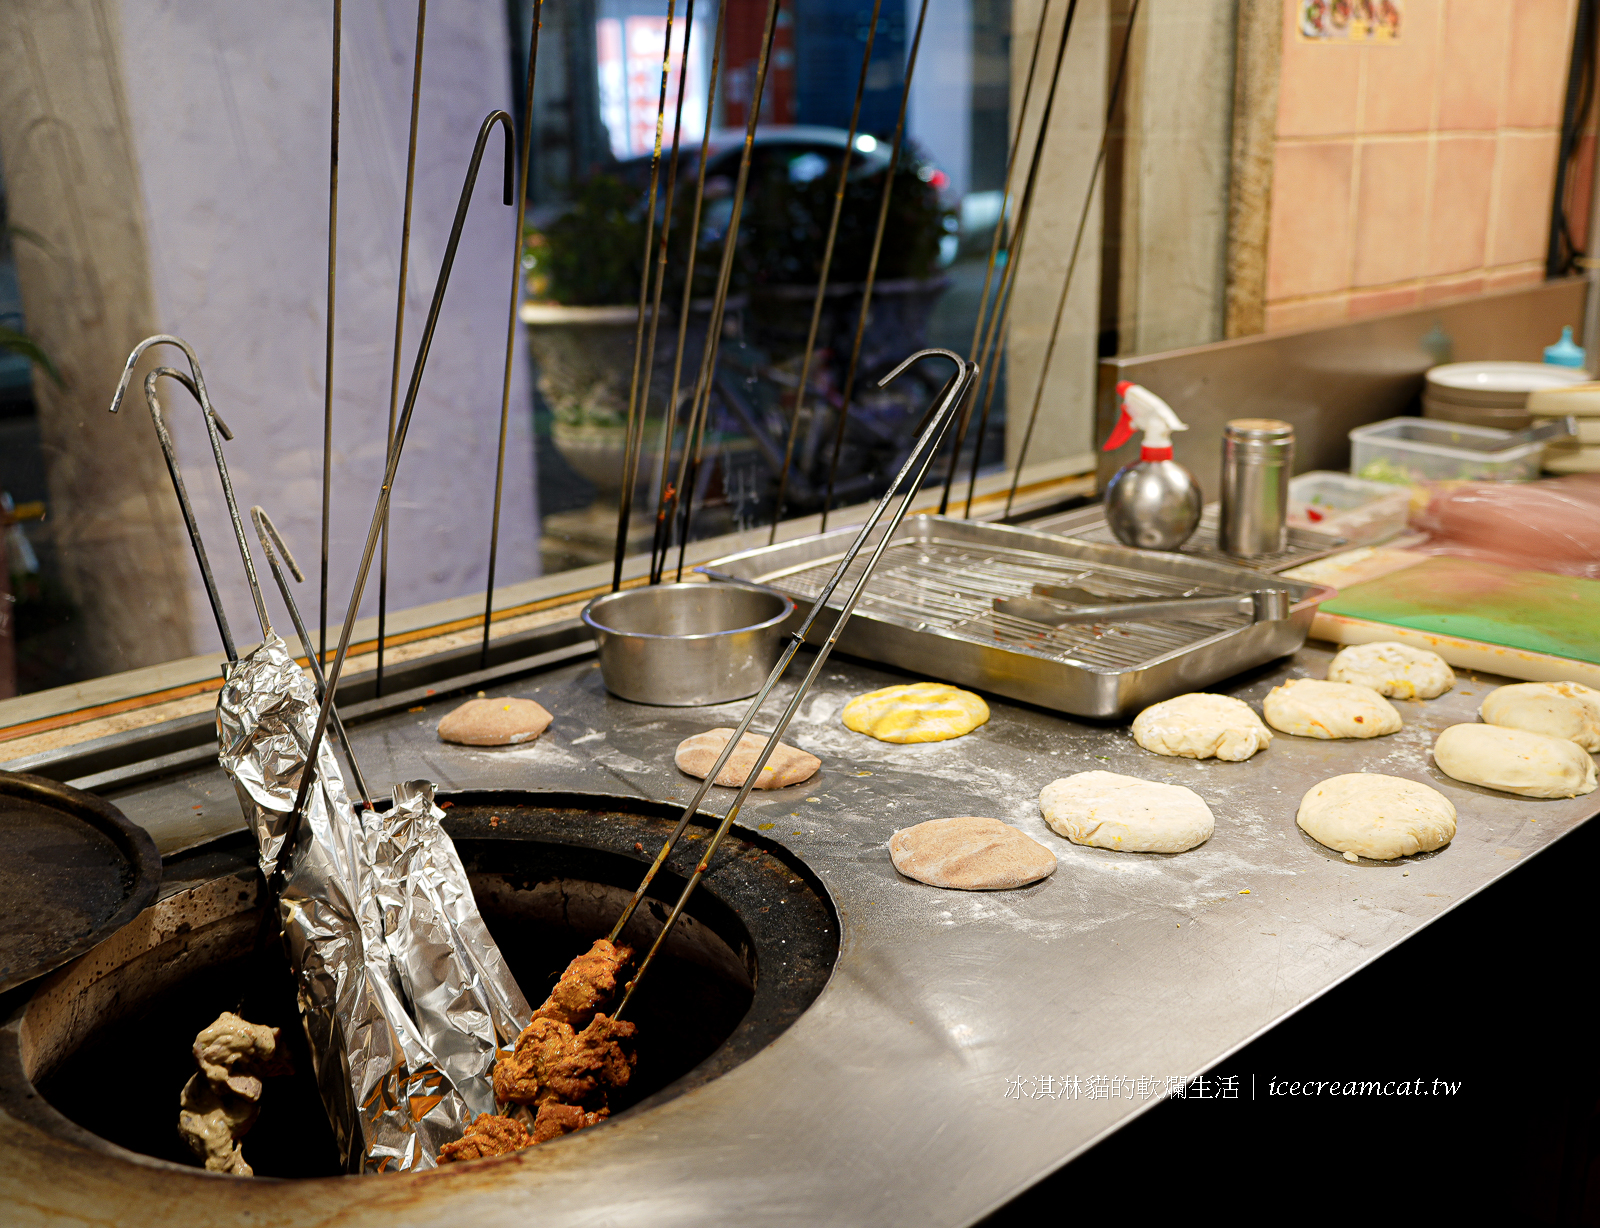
[3,791,838,1180]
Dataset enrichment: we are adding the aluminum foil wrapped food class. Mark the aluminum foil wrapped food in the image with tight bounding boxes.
[217,633,530,1171]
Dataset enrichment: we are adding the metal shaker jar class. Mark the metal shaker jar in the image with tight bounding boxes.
[1219,419,1294,556]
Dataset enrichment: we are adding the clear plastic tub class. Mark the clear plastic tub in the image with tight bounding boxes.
[1348,417,1545,484]
[1287,471,1411,542]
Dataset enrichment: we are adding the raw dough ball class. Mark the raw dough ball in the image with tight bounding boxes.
[1038,771,1215,854]
[1480,681,1600,751]
[888,817,1057,890]
[1296,773,1457,861]
[841,682,990,744]
[1131,693,1272,762]
[674,728,821,789]
[1326,642,1454,700]
[1262,678,1402,739]
[437,697,553,746]
[1432,723,1598,798]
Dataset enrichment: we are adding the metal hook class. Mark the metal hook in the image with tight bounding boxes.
[251,506,373,807]
[111,335,272,639]
[288,110,516,828]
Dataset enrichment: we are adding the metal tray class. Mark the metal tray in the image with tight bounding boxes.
[703,515,1333,719]
[0,770,162,994]
[1028,502,1351,572]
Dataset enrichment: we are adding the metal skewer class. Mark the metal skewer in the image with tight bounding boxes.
[817,0,935,532]
[648,0,729,586]
[320,0,341,666]
[1004,0,1142,519]
[377,0,428,696]
[765,0,885,541]
[288,110,516,834]
[611,0,682,594]
[480,0,544,670]
[606,349,977,1016]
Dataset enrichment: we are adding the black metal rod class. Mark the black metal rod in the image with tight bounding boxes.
[817,0,935,531]
[289,111,515,830]
[252,505,372,806]
[481,0,544,671]
[667,0,784,581]
[940,0,1081,517]
[1004,0,1142,519]
[611,0,683,593]
[766,0,885,542]
[377,0,428,696]
[649,0,730,585]
[612,350,976,1016]
[320,0,341,665]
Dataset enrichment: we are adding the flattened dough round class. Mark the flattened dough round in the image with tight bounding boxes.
[1038,770,1215,853]
[1327,642,1454,700]
[1296,773,1457,861]
[1432,723,1598,798]
[1480,681,1600,751]
[674,728,821,789]
[1131,693,1272,762]
[841,682,990,744]
[888,816,1057,890]
[437,697,553,746]
[1263,678,1402,739]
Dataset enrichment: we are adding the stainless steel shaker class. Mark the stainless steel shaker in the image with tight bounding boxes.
[1219,419,1294,556]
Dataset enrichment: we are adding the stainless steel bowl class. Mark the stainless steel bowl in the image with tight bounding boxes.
[581,582,794,705]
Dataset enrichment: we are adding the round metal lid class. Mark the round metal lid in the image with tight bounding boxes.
[0,770,161,994]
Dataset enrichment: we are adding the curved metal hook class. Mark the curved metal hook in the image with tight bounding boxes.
[251,506,372,807]
[878,346,966,390]
[291,109,516,825]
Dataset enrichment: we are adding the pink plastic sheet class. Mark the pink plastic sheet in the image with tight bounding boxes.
[1409,474,1600,579]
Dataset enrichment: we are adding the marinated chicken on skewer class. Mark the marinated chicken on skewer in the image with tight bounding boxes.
[440,939,638,1164]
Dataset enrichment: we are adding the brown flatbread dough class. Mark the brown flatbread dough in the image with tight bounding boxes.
[437,697,554,746]
[889,816,1057,891]
[674,728,821,789]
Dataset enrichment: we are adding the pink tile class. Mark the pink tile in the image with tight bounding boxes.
[1503,0,1573,129]
[1490,130,1560,264]
[1420,273,1486,303]
[1350,285,1421,318]
[1362,0,1442,133]
[1438,0,1512,130]
[1486,265,1546,291]
[1278,0,1362,137]
[1427,134,1496,274]
[1263,295,1351,333]
[1267,141,1356,299]
[1353,138,1431,286]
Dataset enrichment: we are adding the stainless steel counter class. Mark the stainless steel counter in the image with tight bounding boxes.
[6,637,1598,1226]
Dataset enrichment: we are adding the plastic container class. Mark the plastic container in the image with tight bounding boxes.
[1349,417,1546,484]
[1287,471,1410,542]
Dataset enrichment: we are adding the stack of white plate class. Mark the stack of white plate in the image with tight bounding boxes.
[1528,382,1600,473]
[1423,361,1591,431]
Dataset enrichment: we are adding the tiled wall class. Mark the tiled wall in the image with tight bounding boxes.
[1263,0,1590,332]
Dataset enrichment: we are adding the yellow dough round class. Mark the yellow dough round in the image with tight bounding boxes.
[840,682,990,744]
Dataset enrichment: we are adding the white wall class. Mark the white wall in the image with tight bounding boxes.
[118,1,539,651]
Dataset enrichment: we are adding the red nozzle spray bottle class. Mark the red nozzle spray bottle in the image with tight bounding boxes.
[1101,381,1202,550]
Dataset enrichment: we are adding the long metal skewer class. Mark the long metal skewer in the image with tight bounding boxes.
[817,0,935,531]
[940,0,1081,516]
[320,0,341,665]
[610,0,681,593]
[377,0,428,696]
[665,0,784,582]
[1004,0,1142,519]
[251,505,372,806]
[480,0,544,670]
[648,0,729,585]
[289,111,515,830]
[765,0,885,541]
[609,348,976,1017]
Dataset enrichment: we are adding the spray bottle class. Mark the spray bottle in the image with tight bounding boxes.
[1101,381,1203,551]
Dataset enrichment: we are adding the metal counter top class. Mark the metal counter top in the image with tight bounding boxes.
[7,640,1599,1226]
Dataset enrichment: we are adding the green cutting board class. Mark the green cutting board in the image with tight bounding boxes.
[1320,556,1600,666]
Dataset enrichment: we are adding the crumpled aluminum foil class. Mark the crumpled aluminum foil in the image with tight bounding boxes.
[217,633,528,1171]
